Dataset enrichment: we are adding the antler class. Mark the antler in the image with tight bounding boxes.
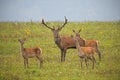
[58,16,68,30]
[42,18,53,30]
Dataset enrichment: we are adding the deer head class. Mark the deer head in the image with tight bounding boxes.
[42,16,68,39]
[73,29,81,38]
[18,38,26,45]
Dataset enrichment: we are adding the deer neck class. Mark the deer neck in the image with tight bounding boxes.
[75,40,84,56]
[77,36,86,47]
[20,44,24,55]
[53,33,62,48]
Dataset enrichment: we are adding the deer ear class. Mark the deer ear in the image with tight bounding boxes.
[18,39,20,41]
[72,30,75,33]
[78,29,81,33]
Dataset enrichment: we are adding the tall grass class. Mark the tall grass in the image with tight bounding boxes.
[0,21,120,80]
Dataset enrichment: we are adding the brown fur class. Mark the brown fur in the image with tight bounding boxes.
[73,29,101,61]
[42,17,85,62]
[81,47,95,56]
[73,36,96,69]
[80,47,96,69]
[18,39,43,68]
[23,47,42,58]
[60,36,85,49]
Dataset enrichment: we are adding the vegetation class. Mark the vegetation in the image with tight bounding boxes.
[0,21,120,80]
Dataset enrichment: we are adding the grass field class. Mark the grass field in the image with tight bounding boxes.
[0,21,120,80]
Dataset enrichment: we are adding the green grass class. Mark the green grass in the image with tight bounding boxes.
[0,21,120,80]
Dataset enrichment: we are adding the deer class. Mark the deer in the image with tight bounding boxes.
[18,38,43,68]
[72,36,96,69]
[73,29,101,61]
[41,17,85,62]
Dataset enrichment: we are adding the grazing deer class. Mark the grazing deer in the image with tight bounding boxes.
[73,36,96,69]
[73,29,101,61]
[42,17,85,62]
[18,38,43,68]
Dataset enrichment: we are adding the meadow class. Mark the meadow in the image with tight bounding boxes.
[0,21,120,80]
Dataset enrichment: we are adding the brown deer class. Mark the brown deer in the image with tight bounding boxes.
[73,36,96,69]
[41,17,85,62]
[73,29,101,61]
[18,38,43,68]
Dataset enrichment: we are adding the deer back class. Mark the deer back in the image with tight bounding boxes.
[60,36,85,49]
[85,40,98,48]
[23,47,42,57]
[81,47,95,56]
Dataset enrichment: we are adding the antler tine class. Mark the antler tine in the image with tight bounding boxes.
[58,16,68,30]
[41,18,53,30]
[64,16,67,23]
[41,18,45,24]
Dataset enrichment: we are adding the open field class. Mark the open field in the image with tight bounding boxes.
[0,21,120,80]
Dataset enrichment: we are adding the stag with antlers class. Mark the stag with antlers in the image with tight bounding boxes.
[41,17,85,62]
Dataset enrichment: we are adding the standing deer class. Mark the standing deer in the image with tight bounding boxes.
[73,36,96,69]
[73,29,101,61]
[42,17,85,62]
[18,38,43,68]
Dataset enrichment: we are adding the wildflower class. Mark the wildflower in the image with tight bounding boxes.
[24,29,31,36]
[81,27,85,31]
[99,31,103,34]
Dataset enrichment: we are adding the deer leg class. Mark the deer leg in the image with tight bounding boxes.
[60,49,64,62]
[81,60,82,68]
[40,57,43,68]
[85,58,88,69]
[26,58,28,68]
[63,49,67,62]
[95,48,101,61]
[36,56,43,68]
[92,56,95,69]
[80,58,83,68]
[92,60,94,69]
[24,59,26,68]
[98,49,101,61]
[93,56,96,63]
[24,58,28,68]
